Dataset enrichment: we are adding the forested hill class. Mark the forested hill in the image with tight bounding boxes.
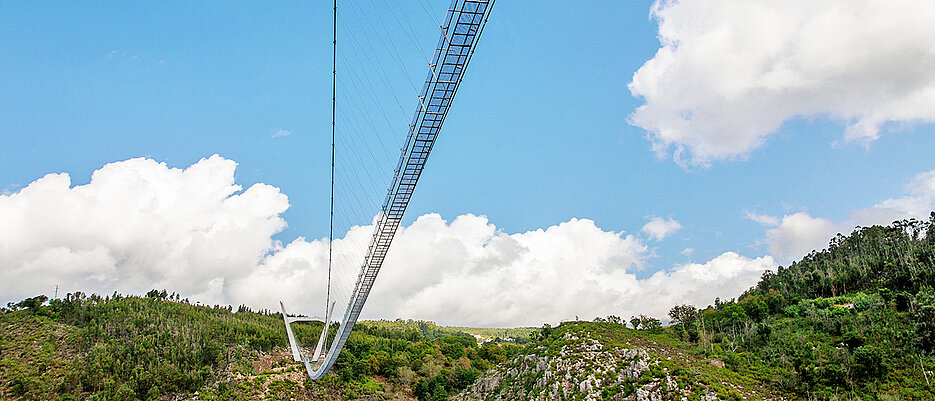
[0,292,524,400]
[648,214,935,400]
[758,213,935,299]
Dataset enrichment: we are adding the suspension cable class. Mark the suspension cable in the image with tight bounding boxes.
[327,0,336,322]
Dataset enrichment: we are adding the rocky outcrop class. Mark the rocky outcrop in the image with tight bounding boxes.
[454,331,721,401]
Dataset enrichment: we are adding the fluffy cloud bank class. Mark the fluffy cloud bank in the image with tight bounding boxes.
[748,168,935,264]
[240,214,772,326]
[1,156,775,326]
[629,0,935,165]
[0,155,289,303]
[746,212,840,263]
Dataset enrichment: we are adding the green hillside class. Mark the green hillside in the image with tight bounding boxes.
[0,293,521,400]
[682,213,935,399]
[3,214,934,400]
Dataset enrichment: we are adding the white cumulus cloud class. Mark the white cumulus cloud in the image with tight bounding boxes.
[1,156,776,326]
[241,214,773,326]
[641,216,682,241]
[629,0,935,166]
[0,155,289,304]
[852,169,935,226]
[748,212,842,264]
[748,168,935,264]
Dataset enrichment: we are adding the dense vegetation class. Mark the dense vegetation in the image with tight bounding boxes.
[3,215,935,400]
[327,319,523,400]
[663,214,935,399]
[0,291,521,400]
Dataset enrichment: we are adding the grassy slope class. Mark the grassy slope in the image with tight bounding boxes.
[489,299,934,400]
[459,295,934,400]
[0,297,335,400]
[0,295,520,401]
[564,322,775,398]
[537,321,775,400]
[0,313,78,398]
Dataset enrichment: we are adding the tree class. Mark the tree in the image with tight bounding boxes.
[853,345,887,379]
[538,324,553,340]
[17,295,48,313]
[629,316,641,330]
[637,315,661,332]
[668,304,697,327]
[669,304,699,341]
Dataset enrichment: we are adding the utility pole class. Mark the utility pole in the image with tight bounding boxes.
[54,284,59,299]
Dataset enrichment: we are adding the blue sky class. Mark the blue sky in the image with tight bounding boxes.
[2,1,934,324]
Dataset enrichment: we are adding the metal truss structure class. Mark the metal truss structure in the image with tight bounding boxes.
[283,0,496,379]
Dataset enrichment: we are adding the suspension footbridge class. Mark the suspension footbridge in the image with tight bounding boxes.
[280,0,495,379]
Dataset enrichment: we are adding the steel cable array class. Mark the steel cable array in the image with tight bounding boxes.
[281,0,496,379]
